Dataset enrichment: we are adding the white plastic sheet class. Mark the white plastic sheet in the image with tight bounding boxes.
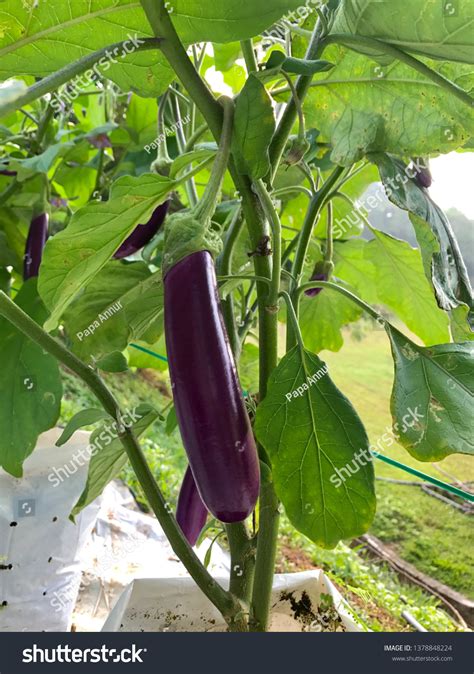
[102,572,365,632]
[0,428,100,632]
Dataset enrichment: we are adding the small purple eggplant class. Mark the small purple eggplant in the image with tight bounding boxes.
[24,213,49,280]
[176,466,208,546]
[113,201,169,259]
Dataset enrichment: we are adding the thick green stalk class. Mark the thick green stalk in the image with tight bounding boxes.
[225,524,256,607]
[0,291,245,630]
[241,39,258,73]
[252,180,282,309]
[249,465,280,632]
[0,39,161,119]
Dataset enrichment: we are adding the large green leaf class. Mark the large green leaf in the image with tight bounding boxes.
[71,403,159,519]
[0,1,306,100]
[38,173,174,330]
[233,74,276,179]
[333,239,378,304]
[0,1,174,98]
[63,261,164,360]
[169,0,306,43]
[304,45,474,160]
[372,153,473,337]
[0,280,62,477]
[254,346,375,548]
[387,325,473,461]
[299,283,363,354]
[366,228,450,345]
[332,0,474,64]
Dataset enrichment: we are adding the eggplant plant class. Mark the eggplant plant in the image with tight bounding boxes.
[0,0,473,633]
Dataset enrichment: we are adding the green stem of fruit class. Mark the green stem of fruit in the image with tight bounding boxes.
[194,96,234,223]
[0,291,246,631]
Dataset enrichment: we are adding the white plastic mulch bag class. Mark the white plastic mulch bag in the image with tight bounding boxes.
[102,571,365,633]
[0,428,100,632]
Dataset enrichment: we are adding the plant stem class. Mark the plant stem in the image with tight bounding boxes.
[295,281,382,321]
[217,207,245,366]
[184,122,208,152]
[0,39,161,119]
[252,180,282,309]
[172,90,199,207]
[268,18,325,178]
[249,465,280,631]
[324,200,334,270]
[140,0,223,134]
[0,291,246,630]
[241,39,258,73]
[323,34,474,109]
[35,102,54,148]
[286,165,344,349]
[194,97,234,222]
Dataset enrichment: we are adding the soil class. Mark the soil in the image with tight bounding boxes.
[277,542,407,632]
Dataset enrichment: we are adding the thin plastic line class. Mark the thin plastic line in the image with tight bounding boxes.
[129,342,168,363]
[372,452,474,503]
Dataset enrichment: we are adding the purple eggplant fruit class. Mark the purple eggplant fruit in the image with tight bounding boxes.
[412,158,432,189]
[164,250,260,523]
[176,466,208,546]
[23,213,49,280]
[113,201,169,259]
[0,169,17,176]
[305,272,327,297]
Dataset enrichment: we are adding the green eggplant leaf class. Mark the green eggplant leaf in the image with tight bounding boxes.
[299,284,363,354]
[38,174,173,331]
[365,228,451,345]
[387,325,474,461]
[331,0,474,64]
[96,351,129,373]
[304,45,474,159]
[255,346,376,548]
[169,0,307,43]
[372,153,473,337]
[56,408,110,447]
[0,1,174,99]
[0,280,62,477]
[233,74,276,179]
[63,262,164,361]
[71,403,159,519]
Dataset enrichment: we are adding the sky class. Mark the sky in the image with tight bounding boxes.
[430,152,474,219]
